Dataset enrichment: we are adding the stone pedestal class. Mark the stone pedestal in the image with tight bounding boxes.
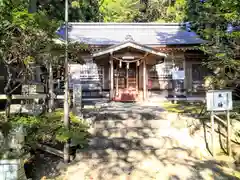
[0,159,27,180]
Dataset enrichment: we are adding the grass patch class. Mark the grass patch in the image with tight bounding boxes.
[162,101,205,115]
[233,101,240,115]
[216,165,240,179]
[162,100,240,118]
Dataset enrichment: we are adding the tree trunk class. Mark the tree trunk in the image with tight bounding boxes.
[2,63,12,156]
[64,0,70,163]
[48,61,54,112]
[4,64,12,121]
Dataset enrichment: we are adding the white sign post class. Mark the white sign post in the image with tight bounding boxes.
[207,90,232,111]
[206,89,232,157]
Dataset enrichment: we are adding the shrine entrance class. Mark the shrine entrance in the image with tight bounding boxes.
[93,41,167,102]
[113,62,138,101]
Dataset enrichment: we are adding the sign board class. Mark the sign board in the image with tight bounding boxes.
[172,70,185,80]
[73,84,82,106]
[206,90,232,111]
[69,63,101,89]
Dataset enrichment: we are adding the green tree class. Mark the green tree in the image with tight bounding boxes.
[185,0,240,89]
[139,0,177,22]
[99,0,183,22]
[36,0,101,22]
[100,0,141,22]
[0,0,89,161]
[166,0,187,22]
[0,0,57,119]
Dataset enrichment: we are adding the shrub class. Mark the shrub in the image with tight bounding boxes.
[9,110,90,150]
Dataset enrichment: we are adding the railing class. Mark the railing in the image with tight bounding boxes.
[0,94,69,114]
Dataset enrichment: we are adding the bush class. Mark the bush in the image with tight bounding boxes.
[9,110,90,150]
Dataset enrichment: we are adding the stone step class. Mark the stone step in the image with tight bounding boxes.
[74,147,197,162]
[83,109,179,121]
[91,119,172,129]
[90,127,160,138]
[74,149,160,160]
[87,136,179,150]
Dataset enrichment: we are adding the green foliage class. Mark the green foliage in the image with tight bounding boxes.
[162,101,204,115]
[185,0,240,88]
[9,110,89,148]
[99,0,179,22]
[71,1,80,8]
[166,0,186,22]
[100,0,141,22]
[0,0,88,102]
[140,0,178,22]
[0,0,59,69]
[37,0,101,22]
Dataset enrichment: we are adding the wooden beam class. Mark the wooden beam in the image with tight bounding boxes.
[37,143,63,157]
[0,94,47,100]
[36,143,64,159]
[114,52,143,59]
[0,94,71,100]
[213,114,227,126]
[93,42,167,58]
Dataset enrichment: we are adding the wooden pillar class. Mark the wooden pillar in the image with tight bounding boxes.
[211,111,215,157]
[116,69,118,96]
[136,63,138,91]
[227,110,232,156]
[126,63,129,89]
[110,54,114,100]
[143,59,147,101]
[183,58,187,90]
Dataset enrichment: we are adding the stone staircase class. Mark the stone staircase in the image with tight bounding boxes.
[64,102,240,180]
[76,102,195,160]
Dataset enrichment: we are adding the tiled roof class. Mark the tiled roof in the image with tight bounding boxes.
[56,23,205,46]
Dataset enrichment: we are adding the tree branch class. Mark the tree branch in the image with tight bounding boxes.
[8,81,24,95]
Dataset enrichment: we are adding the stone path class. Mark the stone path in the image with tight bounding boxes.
[59,102,239,180]
[64,129,237,180]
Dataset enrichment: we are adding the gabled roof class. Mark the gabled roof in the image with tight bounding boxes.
[92,41,167,58]
[56,23,205,46]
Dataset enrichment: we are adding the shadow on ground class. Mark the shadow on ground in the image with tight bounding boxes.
[32,102,240,180]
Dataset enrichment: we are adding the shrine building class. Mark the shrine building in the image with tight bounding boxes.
[58,23,209,102]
